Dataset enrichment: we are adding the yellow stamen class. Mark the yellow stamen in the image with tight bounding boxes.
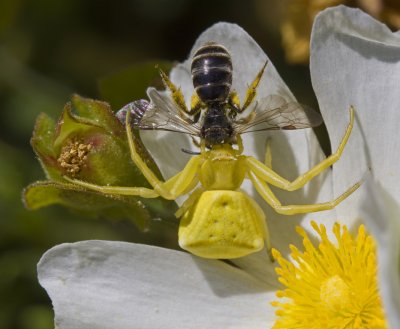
[58,137,92,177]
[271,221,388,329]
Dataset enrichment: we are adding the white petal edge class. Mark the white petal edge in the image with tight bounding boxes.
[38,241,277,329]
[310,6,400,224]
[360,178,400,328]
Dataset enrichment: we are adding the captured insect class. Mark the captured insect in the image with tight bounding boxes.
[66,42,360,259]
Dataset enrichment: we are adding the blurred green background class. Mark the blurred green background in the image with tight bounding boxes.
[0,0,346,328]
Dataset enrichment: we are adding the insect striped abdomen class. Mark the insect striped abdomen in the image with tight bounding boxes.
[191,43,232,103]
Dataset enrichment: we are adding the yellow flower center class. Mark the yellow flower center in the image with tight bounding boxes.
[320,275,351,311]
[271,221,388,329]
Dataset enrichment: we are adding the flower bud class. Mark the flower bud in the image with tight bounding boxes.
[24,94,177,230]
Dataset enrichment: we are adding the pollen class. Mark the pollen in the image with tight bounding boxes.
[58,138,92,177]
[271,221,388,329]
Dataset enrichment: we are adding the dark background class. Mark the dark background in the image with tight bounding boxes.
[0,0,329,328]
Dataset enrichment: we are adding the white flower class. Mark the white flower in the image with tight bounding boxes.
[310,5,400,328]
[37,6,399,328]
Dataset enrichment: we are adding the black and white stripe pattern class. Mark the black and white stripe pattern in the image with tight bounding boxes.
[191,42,233,103]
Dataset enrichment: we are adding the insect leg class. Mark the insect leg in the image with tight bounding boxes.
[190,93,204,118]
[200,140,206,154]
[240,61,268,112]
[159,69,201,118]
[234,134,244,154]
[159,69,188,114]
[227,90,241,116]
[232,111,256,124]
[245,107,354,191]
[248,171,361,215]
[191,136,201,148]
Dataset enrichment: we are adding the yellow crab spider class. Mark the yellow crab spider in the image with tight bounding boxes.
[65,106,360,259]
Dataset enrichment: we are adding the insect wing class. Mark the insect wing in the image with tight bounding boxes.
[233,94,323,134]
[138,88,201,136]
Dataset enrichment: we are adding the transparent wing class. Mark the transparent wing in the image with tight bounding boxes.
[233,94,323,134]
[138,88,201,136]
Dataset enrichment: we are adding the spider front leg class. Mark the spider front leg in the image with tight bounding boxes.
[248,171,361,215]
[245,106,355,191]
[65,112,202,201]
[64,155,200,201]
[125,110,201,200]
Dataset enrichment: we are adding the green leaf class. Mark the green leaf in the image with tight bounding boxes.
[98,60,173,110]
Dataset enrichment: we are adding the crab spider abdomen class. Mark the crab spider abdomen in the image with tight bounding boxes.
[178,190,268,259]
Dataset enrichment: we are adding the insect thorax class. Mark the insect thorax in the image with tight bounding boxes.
[201,103,234,146]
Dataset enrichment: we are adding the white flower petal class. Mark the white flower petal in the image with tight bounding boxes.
[141,129,193,181]
[143,22,332,255]
[172,22,294,103]
[361,179,400,328]
[38,241,276,329]
[310,6,400,223]
[172,22,326,182]
[231,247,282,287]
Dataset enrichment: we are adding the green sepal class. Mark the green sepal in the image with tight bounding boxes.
[23,181,151,231]
[31,112,57,158]
[70,94,125,138]
[53,102,104,151]
[30,112,62,181]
